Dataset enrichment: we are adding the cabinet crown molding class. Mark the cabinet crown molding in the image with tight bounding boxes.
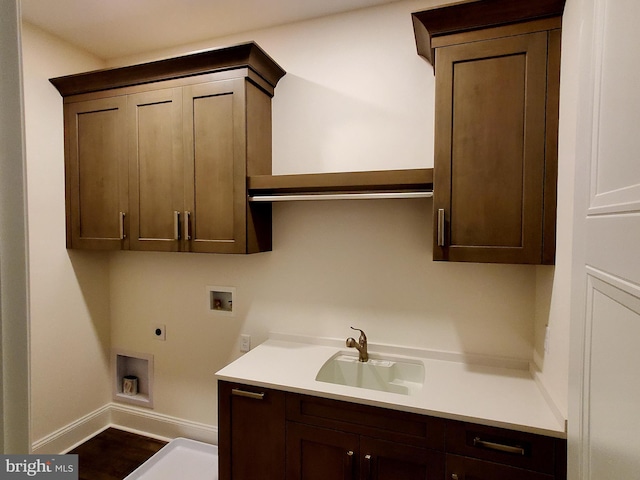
[412,0,566,66]
[50,41,286,97]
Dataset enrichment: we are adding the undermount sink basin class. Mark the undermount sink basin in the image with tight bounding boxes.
[315,352,424,395]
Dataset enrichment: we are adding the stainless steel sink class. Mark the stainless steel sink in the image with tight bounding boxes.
[315,352,424,395]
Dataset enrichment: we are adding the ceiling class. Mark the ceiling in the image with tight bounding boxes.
[20,0,403,60]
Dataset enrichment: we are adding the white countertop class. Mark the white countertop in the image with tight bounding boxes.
[215,334,566,439]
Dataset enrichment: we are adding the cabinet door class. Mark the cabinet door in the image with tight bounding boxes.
[218,382,286,480]
[128,88,184,251]
[433,31,548,264]
[183,79,247,253]
[446,454,553,480]
[360,436,444,480]
[287,422,359,480]
[65,96,128,249]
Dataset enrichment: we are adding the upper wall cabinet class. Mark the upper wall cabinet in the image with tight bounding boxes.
[413,0,565,264]
[51,42,285,254]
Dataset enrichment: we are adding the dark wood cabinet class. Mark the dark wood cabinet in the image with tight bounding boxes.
[64,96,129,250]
[413,0,564,264]
[286,423,442,480]
[446,454,554,480]
[218,381,566,480]
[445,420,566,480]
[127,87,183,252]
[218,382,286,480]
[51,42,284,254]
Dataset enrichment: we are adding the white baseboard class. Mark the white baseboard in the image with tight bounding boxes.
[31,405,112,454]
[109,403,218,445]
[31,403,218,454]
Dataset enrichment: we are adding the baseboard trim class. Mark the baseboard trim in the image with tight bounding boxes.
[31,403,218,454]
[31,405,112,454]
[109,403,218,445]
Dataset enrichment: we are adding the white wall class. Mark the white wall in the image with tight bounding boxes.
[21,23,112,446]
[532,0,583,419]
[108,0,540,428]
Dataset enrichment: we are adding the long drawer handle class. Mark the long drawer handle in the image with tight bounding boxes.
[437,208,445,246]
[119,212,126,240]
[473,437,525,456]
[231,388,264,400]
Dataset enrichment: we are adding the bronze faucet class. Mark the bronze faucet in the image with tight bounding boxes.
[346,327,368,362]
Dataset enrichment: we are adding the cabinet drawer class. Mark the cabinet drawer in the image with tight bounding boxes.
[446,421,561,475]
[446,454,554,480]
[286,393,444,450]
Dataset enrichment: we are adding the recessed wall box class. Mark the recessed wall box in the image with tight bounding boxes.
[207,285,235,316]
[112,349,154,408]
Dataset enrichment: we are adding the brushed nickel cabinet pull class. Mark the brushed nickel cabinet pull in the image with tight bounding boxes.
[364,454,372,480]
[437,208,445,246]
[184,211,191,240]
[345,451,354,480]
[473,436,525,455]
[174,211,181,240]
[231,388,264,400]
[119,212,126,240]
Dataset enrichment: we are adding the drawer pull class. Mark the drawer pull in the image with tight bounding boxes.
[231,388,265,400]
[473,436,525,455]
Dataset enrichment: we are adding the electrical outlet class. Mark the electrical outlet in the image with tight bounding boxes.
[240,334,251,352]
[153,324,166,341]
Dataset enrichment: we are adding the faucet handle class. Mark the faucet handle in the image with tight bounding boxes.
[350,326,367,342]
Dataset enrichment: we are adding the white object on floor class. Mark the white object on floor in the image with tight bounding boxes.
[124,437,218,480]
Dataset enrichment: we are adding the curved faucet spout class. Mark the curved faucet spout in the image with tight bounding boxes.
[346,327,368,362]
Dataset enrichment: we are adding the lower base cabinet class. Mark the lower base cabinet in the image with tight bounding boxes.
[218,381,566,480]
[287,422,444,480]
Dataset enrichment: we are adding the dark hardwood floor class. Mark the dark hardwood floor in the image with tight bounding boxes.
[69,428,167,480]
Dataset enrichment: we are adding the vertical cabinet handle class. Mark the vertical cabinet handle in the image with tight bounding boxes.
[437,208,445,247]
[183,211,191,241]
[119,212,126,240]
[364,454,372,480]
[174,211,181,240]
[344,451,354,480]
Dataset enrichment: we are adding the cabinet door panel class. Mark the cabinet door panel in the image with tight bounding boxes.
[218,382,286,480]
[287,422,359,480]
[434,31,548,263]
[128,88,183,251]
[183,79,246,253]
[360,436,444,480]
[65,97,128,249]
[446,454,553,480]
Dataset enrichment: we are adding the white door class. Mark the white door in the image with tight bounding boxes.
[569,0,640,478]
